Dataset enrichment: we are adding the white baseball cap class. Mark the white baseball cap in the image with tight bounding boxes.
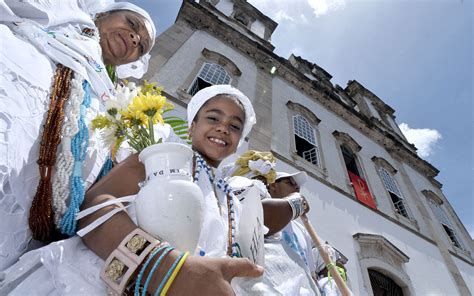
[275,171,307,187]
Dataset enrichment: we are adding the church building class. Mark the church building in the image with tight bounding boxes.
[143,1,473,294]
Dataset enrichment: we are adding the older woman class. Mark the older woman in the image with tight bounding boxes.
[0,0,155,270]
[1,2,263,295]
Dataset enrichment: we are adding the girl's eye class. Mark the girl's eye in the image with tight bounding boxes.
[207,116,218,122]
[230,124,242,132]
[139,43,144,54]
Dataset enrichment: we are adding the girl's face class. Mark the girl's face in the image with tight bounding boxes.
[189,95,245,167]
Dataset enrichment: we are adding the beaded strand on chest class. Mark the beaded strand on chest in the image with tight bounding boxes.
[193,153,240,257]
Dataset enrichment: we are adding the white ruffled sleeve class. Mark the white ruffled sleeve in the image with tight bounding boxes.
[2,0,93,27]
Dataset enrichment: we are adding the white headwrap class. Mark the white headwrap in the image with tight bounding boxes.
[82,0,157,78]
[187,85,257,147]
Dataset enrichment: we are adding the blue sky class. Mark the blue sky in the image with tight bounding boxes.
[130,0,473,237]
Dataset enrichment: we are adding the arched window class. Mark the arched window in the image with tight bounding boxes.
[293,114,320,166]
[341,144,361,177]
[368,269,404,296]
[428,199,463,249]
[379,167,411,219]
[188,63,231,96]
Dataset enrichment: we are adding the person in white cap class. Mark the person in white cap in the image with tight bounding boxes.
[264,171,310,235]
[225,153,320,295]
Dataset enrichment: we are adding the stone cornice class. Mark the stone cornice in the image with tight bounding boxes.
[177,0,441,186]
[421,189,444,205]
[196,0,275,51]
[333,130,362,152]
[371,156,398,175]
[353,233,410,266]
[233,0,278,31]
[346,80,395,115]
[201,48,242,76]
[286,101,321,126]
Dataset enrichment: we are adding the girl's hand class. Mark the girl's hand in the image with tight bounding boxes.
[167,255,264,295]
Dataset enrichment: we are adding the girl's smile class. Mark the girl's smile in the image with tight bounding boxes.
[189,95,245,167]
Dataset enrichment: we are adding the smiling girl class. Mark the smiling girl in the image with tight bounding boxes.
[1,85,263,295]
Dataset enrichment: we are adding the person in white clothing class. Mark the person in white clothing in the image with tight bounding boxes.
[0,1,264,293]
[313,244,353,296]
[226,153,320,295]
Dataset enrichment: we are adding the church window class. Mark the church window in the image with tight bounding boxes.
[188,63,231,96]
[428,200,463,249]
[368,269,404,296]
[379,167,411,219]
[293,114,320,167]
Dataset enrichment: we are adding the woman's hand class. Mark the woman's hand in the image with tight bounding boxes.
[301,195,310,214]
[167,255,264,295]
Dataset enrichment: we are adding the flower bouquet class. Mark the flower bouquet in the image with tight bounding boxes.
[92,81,203,253]
[92,80,189,158]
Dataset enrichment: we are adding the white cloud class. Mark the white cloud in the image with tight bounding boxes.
[299,13,309,24]
[249,0,312,25]
[274,10,295,22]
[307,0,346,17]
[399,123,442,158]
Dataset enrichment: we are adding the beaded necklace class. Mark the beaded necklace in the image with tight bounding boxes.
[29,64,73,241]
[29,27,99,241]
[193,153,239,257]
[59,79,92,236]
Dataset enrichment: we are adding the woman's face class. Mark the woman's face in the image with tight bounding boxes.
[95,10,151,66]
[268,177,300,198]
[189,95,245,167]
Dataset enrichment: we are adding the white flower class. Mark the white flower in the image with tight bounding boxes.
[114,83,139,109]
[99,125,118,148]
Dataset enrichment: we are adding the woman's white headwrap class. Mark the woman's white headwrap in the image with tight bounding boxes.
[187,85,256,147]
[84,0,157,78]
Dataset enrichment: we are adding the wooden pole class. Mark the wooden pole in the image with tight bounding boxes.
[300,213,352,296]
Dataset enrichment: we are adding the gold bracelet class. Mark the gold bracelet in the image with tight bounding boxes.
[100,228,161,295]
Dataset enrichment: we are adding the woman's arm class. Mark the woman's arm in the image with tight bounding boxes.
[262,194,310,236]
[262,198,293,236]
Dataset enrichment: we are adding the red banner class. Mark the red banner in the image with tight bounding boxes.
[348,171,377,209]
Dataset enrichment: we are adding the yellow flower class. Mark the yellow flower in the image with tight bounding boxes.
[141,81,163,96]
[128,93,174,125]
[121,109,148,127]
[91,115,112,129]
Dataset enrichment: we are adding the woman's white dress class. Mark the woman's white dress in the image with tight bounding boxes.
[0,1,110,271]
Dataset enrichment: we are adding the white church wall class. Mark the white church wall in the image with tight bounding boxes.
[270,76,433,236]
[150,30,258,105]
[149,4,473,291]
[403,163,473,258]
[454,256,474,294]
[274,159,460,295]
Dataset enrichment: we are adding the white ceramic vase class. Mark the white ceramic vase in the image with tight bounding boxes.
[135,143,203,253]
